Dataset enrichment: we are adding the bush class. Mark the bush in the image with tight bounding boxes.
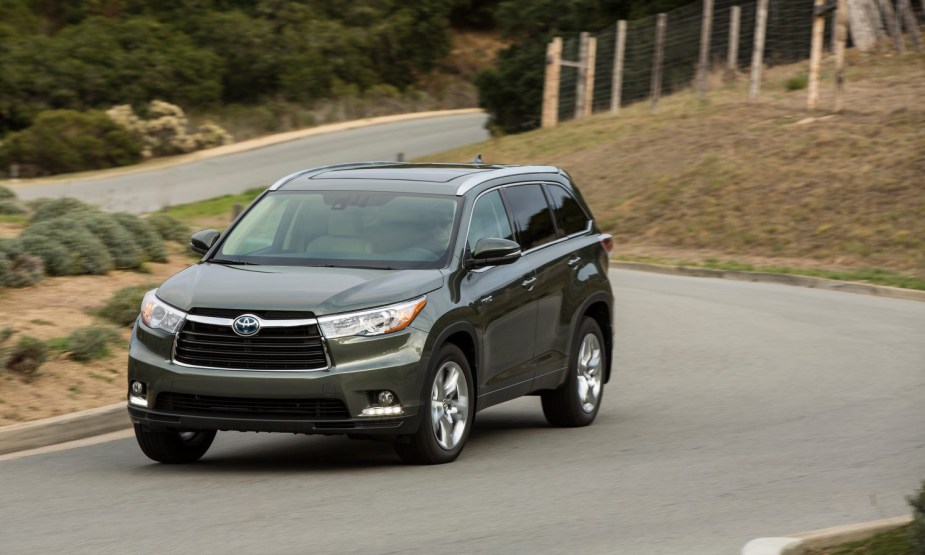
[785,75,808,91]
[0,110,143,176]
[19,217,113,276]
[63,326,122,362]
[30,197,98,223]
[112,213,167,262]
[81,213,145,269]
[0,239,44,287]
[97,284,155,327]
[0,186,16,200]
[910,480,925,553]
[4,335,49,377]
[0,200,27,215]
[146,213,191,243]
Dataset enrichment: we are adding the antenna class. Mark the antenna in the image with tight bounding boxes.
[471,153,483,165]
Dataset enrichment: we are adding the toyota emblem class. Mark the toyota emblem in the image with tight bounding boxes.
[232,314,260,336]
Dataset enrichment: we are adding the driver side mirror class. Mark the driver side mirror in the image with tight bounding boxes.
[467,238,522,269]
[190,229,220,255]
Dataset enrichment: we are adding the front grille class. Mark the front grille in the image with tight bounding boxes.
[155,393,349,419]
[174,320,328,370]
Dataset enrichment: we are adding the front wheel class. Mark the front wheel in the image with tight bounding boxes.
[542,317,606,427]
[395,344,474,465]
[134,424,216,464]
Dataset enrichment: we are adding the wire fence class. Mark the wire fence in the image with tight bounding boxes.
[550,0,885,124]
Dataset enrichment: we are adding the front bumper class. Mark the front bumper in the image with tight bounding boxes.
[127,321,429,436]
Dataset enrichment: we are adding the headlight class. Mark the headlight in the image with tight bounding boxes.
[318,297,426,339]
[140,289,187,334]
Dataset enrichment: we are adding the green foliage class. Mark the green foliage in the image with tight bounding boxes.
[80,213,146,269]
[0,110,142,176]
[910,480,925,553]
[112,213,167,262]
[61,326,122,362]
[0,200,26,215]
[145,213,191,243]
[0,238,45,287]
[0,186,16,200]
[30,197,96,223]
[19,217,113,276]
[4,335,48,377]
[97,284,155,327]
[785,74,808,91]
[0,327,12,345]
[476,42,546,134]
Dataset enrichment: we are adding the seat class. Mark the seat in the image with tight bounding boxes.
[304,207,372,255]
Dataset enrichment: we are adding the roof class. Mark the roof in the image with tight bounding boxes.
[271,162,563,196]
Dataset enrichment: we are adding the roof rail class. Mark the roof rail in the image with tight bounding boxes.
[268,161,404,191]
[455,166,561,195]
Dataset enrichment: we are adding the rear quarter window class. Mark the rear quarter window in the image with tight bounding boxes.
[545,184,590,237]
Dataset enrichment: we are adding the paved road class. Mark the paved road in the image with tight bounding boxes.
[1,270,923,554]
[8,112,489,213]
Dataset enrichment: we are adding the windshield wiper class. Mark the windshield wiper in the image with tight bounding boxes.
[209,258,259,266]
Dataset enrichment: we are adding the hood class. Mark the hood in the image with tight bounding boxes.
[156,263,445,316]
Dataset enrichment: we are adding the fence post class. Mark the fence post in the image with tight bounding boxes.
[611,20,627,115]
[834,0,848,112]
[542,37,562,128]
[726,6,741,81]
[697,0,715,99]
[583,36,597,118]
[748,0,769,103]
[575,32,590,119]
[899,0,923,51]
[878,0,903,51]
[650,13,667,113]
[808,0,826,110]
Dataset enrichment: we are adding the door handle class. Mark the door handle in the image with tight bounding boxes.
[521,276,537,290]
[567,256,581,268]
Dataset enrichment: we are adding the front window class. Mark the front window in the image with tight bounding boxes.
[215,191,460,269]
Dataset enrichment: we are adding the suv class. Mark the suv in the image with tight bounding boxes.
[128,162,613,465]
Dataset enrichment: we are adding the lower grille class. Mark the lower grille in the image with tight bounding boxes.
[155,393,349,419]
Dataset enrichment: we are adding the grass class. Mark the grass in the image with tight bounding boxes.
[804,524,912,555]
[159,187,265,222]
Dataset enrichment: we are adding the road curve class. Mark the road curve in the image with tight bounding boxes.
[7,112,489,213]
[1,270,922,554]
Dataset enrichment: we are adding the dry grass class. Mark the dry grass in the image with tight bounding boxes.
[421,51,925,278]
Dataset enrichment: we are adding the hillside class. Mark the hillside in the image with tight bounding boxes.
[422,52,925,281]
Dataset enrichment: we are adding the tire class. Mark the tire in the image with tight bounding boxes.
[395,344,474,465]
[134,424,216,464]
[542,317,606,427]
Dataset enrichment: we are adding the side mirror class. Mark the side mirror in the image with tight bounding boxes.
[468,238,522,269]
[190,229,220,255]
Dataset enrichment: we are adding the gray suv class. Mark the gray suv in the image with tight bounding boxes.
[128,162,614,464]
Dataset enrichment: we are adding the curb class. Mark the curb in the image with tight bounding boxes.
[741,515,913,554]
[3,108,484,189]
[611,261,925,302]
[0,402,130,456]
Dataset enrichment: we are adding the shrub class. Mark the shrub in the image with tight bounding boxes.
[785,75,808,91]
[81,213,145,269]
[4,335,49,377]
[0,327,12,345]
[63,326,122,362]
[30,197,98,223]
[146,213,191,243]
[97,284,155,327]
[0,186,15,200]
[19,217,113,275]
[0,200,27,215]
[0,110,142,176]
[4,253,44,287]
[112,213,167,262]
[910,480,925,553]
[107,101,232,158]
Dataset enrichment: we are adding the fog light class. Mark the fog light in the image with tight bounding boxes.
[377,390,396,406]
[360,405,403,417]
[128,381,148,408]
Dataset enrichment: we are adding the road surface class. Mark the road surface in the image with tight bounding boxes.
[8,112,490,213]
[1,270,923,554]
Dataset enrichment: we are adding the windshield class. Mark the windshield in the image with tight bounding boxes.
[214,191,460,269]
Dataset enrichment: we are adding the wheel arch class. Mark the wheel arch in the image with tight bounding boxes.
[575,293,613,383]
[430,322,480,403]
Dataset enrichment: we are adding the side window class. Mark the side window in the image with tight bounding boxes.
[502,184,557,250]
[467,190,513,251]
[546,185,590,237]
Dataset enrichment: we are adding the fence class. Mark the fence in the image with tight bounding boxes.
[542,0,923,127]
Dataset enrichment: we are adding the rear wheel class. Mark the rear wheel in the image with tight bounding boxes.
[542,317,605,427]
[395,344,474,465]
[134,424,216,464]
